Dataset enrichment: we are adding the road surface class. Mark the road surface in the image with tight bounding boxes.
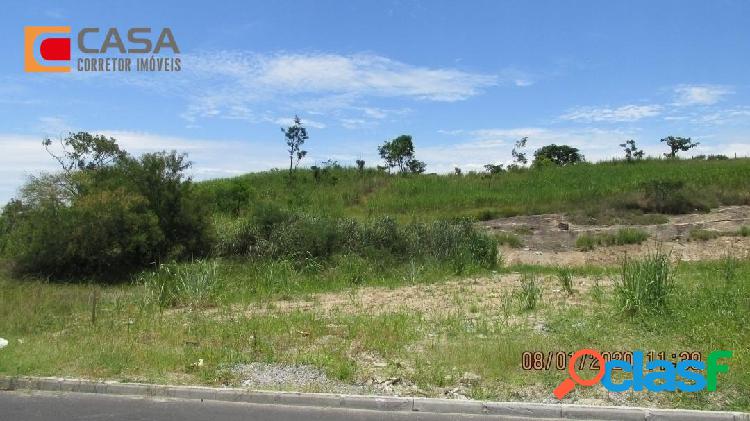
[0,391,558,421]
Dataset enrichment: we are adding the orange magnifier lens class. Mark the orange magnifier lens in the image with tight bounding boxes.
[553,349,605,399]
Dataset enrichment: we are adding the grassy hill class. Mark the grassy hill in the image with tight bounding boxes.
[198,157,750,223]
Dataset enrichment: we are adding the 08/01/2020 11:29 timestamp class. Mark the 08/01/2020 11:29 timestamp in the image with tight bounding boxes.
[521,351,704,371]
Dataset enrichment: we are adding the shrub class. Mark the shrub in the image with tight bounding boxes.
[615,251,674,316]
[740,226,750,237]
[213,214,257,256]
[5,143,213,279]
[217,212,498,270]
[639,180,709,214]
[6,189,163,278]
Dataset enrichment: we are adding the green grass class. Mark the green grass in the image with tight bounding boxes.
[517,273,542,311]
[576,228,650,251]
[556,267,575,296]
[493,231,523,248]
[196,158,750,222]
[689,228,722,241]
[615,250,674,316]
[1,257,748,410]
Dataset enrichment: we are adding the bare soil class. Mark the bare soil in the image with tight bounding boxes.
[480,205,750,266]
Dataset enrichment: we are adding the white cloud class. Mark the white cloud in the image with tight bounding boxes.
[673,84,733,106]
[0,131,288,204]
[561,105,662,122]
[271,116,327,129]
[423,127,644,172]
[129,52,500,125]
[248,53,497,101]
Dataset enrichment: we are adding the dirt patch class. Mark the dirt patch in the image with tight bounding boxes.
[236,273,610,319]
[481,205,750,266]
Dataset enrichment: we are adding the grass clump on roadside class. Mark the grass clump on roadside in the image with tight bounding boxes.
[517,273,542,310]
[614,250,674,316]
[556,267,575,295]
[140,260,222,309]
[575,228,649,251]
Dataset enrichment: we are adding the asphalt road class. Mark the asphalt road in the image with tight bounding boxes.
[0,391,556,421]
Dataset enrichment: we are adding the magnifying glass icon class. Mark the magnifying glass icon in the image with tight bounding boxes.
[553,348,606,399]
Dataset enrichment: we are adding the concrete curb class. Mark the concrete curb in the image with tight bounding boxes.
[1,376,748,420]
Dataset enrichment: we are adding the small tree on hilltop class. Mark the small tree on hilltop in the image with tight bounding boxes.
[378,135,426,174]
[484,163,505,174]
[281,115,309,176]
[533,144,584,166]
[511,137,528,165]
[620,139,644,162]
[661,136,698,158]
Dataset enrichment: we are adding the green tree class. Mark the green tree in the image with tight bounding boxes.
[511,137,528,165]
[5,133,212,279]
[661,136,699,158]
[620,139,645,162]
[281,115,309,175]
[378,135,426,174]
[484,163,505,174]
[533,144,584,166]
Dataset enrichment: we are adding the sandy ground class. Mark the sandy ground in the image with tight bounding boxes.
[480,205,750,266]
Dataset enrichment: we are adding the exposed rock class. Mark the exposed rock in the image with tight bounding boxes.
[460,371,481,385]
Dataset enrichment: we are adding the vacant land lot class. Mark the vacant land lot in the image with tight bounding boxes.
[1,158,749,412]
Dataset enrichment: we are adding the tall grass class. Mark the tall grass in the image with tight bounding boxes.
[556,267,575,295]
[140,260,221,309]
[576,228,649,251]
[615,251,674,316]
[196,159,750,221]
[214,208,499,272]
[517,273,542,311]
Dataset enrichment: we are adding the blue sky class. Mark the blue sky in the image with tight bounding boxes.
[2,0,750,203]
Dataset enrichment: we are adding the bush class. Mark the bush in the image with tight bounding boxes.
[5,146,213,279]
[615,251,674,316]
[639,180,709,214]
[6,189,163,278]
[740,226,750,237]
[216,211,499,270]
